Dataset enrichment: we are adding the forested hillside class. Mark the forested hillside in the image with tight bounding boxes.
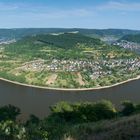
[120,34,140,43]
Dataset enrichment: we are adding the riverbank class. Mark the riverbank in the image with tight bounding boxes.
[1,75,140,91]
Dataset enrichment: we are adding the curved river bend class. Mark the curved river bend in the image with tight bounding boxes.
[0,79,140,119]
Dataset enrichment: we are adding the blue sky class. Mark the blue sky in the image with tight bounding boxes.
[0,0,140,29]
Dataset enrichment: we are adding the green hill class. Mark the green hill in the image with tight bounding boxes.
[17,32,102,49]
[4,33,104,59]
[120,34,140,43]
[1,32,140,88]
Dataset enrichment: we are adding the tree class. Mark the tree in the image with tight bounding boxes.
[90,100,117,120]
[0,105,20,121]
[0,120,26,140]
[25,114,40,126]
[50,101,73,113]
[121,101,135,116]
[25,115,48,140]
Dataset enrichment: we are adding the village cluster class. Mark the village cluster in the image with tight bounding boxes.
[113,40,140,51]
[19,57,140,80]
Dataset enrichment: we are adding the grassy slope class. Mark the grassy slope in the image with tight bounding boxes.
[66,114,140,140]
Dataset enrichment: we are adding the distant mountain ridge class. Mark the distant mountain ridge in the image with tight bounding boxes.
[0,28,140,41]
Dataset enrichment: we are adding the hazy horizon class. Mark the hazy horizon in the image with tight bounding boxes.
[0,27,140,31]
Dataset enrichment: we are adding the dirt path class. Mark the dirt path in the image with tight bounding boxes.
[46,74,57,85]
[77,72,85,86]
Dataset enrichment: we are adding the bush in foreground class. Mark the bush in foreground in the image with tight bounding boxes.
[0,100,139,140]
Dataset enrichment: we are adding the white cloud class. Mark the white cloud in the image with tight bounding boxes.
[97,1,140,11]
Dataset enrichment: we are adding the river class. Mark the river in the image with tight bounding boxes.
[0,78,140,120]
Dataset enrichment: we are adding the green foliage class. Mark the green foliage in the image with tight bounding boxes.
[49,100,116,124]
[89,100,117,120]
[50,101,73,113]
[0,71,26,83]
[26,123,48,140]
[0,100,139,140]
[25,115,48,140]
[120,34,140,43]
[121,101,136,116]
[66,113,140,140]
[135,104,140,113]
[0,120,26,140]
[5,33,102,54]
[0,105,20,122]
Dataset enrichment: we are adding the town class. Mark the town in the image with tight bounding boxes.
[18,57,140,80]
[113,40,140,52]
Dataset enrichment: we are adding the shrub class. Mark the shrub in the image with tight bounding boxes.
[48,100,117,124]
[0,105,20,122]
[0,120,26,140]
[121,101,135,116]
[25,115,48,140]
[50,101,73,113]
[92,100,117,120]
[135,104,140,113]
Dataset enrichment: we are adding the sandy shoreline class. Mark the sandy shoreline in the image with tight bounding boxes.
[0,75,140,91]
